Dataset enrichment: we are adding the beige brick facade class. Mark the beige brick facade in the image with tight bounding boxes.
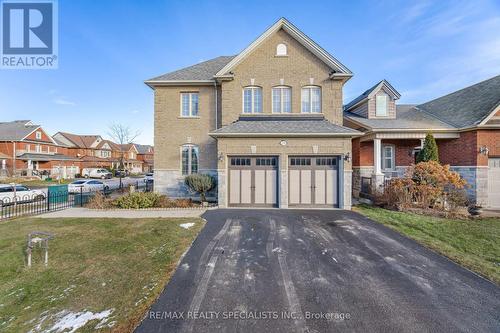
[220,29,345,126]
[151,24,354,208]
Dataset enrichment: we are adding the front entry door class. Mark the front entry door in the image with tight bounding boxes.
[288,156,339,207]
[228,156,278,207]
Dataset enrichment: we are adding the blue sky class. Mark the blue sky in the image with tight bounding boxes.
[1,0,499,144]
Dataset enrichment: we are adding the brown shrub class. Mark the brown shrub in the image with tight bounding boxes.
[86,191,113,209]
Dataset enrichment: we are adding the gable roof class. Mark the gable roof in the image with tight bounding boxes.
[215,18,352,78]
[210,116,361,137]
[145,56,235,84]
[146,18,352,86]
[135,144,154,154]
[417,74,500,128]
[344,105,455,131]
[55,132,102,148]
[0,120,40,141]
[344,80,401,111]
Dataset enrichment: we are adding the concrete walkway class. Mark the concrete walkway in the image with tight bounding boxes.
[39,207,207,218]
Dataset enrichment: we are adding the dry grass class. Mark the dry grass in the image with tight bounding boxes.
[0,217,205,332]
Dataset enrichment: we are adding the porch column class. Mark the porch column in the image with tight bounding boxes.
[372,138,385,193]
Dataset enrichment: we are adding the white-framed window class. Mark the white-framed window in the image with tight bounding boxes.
[101,150,110,158]
[35,144,41,153]
[276,43,287,56]
[35,131,42,139]
[376,94,388,116]
[382,144,395,170]
[26,144,30,152]
[180,92,199,117]
[272,86,291,113]
[301,86,321,113]
[181,144,199,175]
[243,86,262,114]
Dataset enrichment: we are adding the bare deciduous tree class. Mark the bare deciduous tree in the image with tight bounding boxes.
[108,124,141,188]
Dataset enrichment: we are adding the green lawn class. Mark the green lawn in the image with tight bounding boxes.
[353,205,500,284]
[2,178,73,188]
[0,217,204,332]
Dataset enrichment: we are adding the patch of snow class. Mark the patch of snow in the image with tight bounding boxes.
[331,257,338,263]
[180,263,190,270]
[179,222,195,229]
[322,249,328,255]
[43,309,114,333]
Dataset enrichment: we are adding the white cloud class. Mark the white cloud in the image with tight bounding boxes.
[53,98,76,106]
[131,109,140,114]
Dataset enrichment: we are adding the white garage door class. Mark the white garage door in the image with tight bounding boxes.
[288,156,339,208]
[488,158,500,209]
[228,156,278,207]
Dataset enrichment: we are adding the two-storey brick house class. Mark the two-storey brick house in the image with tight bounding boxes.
[146,18,361,209]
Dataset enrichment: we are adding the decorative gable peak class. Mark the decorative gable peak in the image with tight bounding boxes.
[215,17,352,78]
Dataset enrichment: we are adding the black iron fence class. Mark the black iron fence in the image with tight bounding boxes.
[0,180,153,220]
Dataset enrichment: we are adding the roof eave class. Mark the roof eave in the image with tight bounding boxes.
[144,80,215,88]
[209,132,362,138]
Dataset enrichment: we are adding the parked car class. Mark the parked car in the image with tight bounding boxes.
[144,173,154,183]
[82,168,112,179]
[114,169,129,177]
[68,180,109,193]
[0,184,46,205]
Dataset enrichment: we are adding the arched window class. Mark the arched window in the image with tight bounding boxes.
[242,86,262,114]
[272,86,291,113]
[301,86,321,113]
[276,43,287,56]
[181,144,199,175]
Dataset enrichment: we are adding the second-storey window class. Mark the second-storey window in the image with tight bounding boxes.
[181,92,199,117]
[272,86,291,113]
[301,86,321,113]
[181,144,199,175]
[243,86,262,113]
[376,95,388,116]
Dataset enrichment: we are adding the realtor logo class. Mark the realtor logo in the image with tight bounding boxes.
[1,0,58,69]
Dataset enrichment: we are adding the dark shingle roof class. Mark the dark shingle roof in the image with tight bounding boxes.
[0,120,39,141]
[147,56,235,82]
[344,105,455,130]
[135,144,153,154]
[211,116,361,136]
[344,80,400,111]
[16,153,78,161]
[417,74,500,128]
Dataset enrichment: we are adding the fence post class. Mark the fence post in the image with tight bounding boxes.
[46,191,50,212]
[80,187,83,207]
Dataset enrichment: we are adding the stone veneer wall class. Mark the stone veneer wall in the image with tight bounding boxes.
[450,166,488,205]
[352,167,374,197]
[155,169,218,201]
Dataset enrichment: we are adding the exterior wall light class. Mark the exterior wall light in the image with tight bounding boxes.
[479,146,489,155]
[344,152,351,162]
[218,153,224,162]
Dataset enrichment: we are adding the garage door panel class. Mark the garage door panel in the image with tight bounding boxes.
[488,158,500,208]
[266,170,277,204]
[289,156,339,208]
[326,169,337,205]
[315,170,326,205]
[229,170,240,204]
[254,170,266,204]
[301,170,312,204]
[289,170,300,205]
[240,170,252,204]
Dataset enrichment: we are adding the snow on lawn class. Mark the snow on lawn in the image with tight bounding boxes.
[179,222,195,229]
[29,309,114,333]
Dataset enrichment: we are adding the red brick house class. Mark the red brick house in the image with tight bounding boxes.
[344,75,500,209]
[135,144,154,172]
[0,120,79,178]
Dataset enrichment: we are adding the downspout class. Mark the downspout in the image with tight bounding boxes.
[213,80,218,129]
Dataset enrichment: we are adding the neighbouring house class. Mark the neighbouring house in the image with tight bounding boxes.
[118,144,143,174]
[135,144,154,172]
[146,18,361,208]
[53,132,120,170]
[0,120,79,178]
[344,75,500,209]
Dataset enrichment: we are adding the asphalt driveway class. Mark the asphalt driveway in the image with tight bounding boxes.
[136,209,500,333]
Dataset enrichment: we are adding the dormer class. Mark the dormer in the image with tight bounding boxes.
[344,80,400,119]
